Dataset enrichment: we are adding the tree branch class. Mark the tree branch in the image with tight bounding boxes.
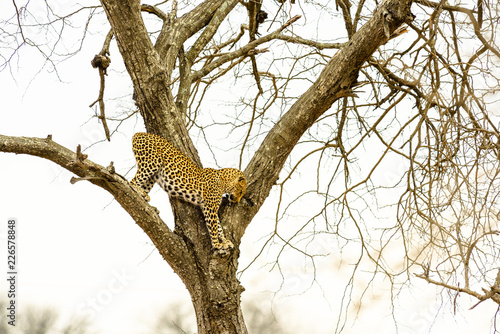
[174,1,239,118]
[191,15,301,82]
[89,29,114,141]
[185,1,238,64]
[414,0,500,59]
[415,272,500,307]
[154,0,240,73]
[141,4,168,21]
[0,134,195,278]
[89,55,111,141]
[237,0,414,238]
[274,34,345,50]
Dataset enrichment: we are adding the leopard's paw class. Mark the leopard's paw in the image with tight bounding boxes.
[223,240,234,250]
[131,183,151,202]
[214,239,233,252]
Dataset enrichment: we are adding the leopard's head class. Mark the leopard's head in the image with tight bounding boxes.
[220,168,247,204]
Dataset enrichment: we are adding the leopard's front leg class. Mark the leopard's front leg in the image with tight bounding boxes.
[202,205,233,251]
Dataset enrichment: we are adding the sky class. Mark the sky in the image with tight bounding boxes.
[1,1,499,334]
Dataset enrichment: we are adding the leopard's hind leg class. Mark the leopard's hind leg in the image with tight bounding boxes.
[131,168,156,202]
[130,138,161,202]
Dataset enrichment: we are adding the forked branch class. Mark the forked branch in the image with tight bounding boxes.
[191,15,301,81]
[416,271,500,307]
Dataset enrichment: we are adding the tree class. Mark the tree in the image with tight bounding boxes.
[1,0,499,333]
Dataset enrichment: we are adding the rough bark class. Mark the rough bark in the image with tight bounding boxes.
[0,0,413,333]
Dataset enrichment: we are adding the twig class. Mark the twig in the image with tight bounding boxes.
[416,271,500,308]
[90,29,113,141]
[191,15,301,82]
[141,4,168,21]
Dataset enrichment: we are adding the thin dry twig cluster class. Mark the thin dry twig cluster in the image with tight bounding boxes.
[232,0,500,320]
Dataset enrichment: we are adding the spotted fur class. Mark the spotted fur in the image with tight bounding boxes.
[130,132,247,250]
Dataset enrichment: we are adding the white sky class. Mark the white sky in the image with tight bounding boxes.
[0,1,499,334]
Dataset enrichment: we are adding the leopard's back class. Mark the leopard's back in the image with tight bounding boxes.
[132,132,203,205]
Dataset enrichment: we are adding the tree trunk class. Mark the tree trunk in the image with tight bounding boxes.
[99,0,414,332]
[188,250,248,333]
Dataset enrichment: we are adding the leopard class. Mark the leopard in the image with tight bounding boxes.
[130,132,247,251]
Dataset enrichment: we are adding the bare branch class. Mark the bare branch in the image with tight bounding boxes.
[185,1,238,63]
[191,15,301,81]
[89,53,112,141]
[141,4,168,21]
[416,271,500,307]
[274,34,345,50]
[415,0,500,58]
[241,0,413,227]
[0,134,191,274]
[154,0,240,73]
